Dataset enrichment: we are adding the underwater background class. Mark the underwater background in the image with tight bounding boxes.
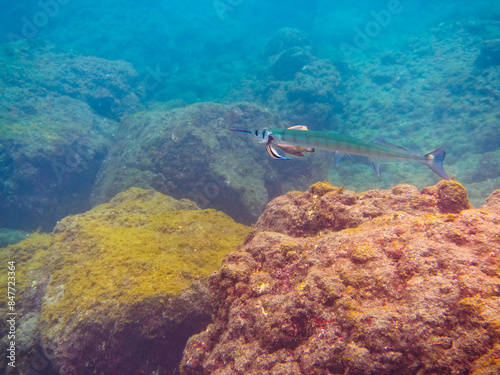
[0,1,500,374]
[0,0,499,234]
[0,0,500,234]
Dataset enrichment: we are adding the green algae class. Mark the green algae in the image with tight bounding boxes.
[2,122,59,140]
[1,120,85,143]
[0,188,251,327]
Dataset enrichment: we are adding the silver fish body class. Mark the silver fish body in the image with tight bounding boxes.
[229,127,449,180]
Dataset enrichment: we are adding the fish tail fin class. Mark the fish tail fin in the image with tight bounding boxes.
[424,147,449,180]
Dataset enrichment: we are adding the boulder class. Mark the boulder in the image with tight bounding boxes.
[0,40,145,230]
[181,181,500,374]
[0,91,115,231]
[258,29,343,129]
[3,40,145,119]
[0,188,250,375]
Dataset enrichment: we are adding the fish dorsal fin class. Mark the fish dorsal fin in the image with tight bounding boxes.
[373,135,404,150]
[373,135,387,144]
[373,135,420,155]
[287,125,309,131]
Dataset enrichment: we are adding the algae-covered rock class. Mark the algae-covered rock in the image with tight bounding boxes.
[0,40,145,231]
[181,181,500,374]
[0,90,115,231]
[0,188,250,375]
[2,40,144,120]
[250,28,344,130]
[90,102,329,225]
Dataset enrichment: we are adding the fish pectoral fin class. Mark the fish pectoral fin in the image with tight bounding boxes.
[266,142,291,160]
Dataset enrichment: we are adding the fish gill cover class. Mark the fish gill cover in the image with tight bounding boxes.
[0,0,499,374]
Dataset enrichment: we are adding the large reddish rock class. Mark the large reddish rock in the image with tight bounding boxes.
[181,180,500,374]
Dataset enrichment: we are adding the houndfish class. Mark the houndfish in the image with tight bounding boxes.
[229,126,449,180]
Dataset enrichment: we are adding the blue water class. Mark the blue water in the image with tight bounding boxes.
[0,0,499,231]
[1,0,496,103]
[1,2,500,374]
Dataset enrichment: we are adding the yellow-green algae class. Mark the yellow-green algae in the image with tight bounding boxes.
[1,120,84,141]
[350,242,374,263]
[1,188,251,327]
[0,231,53,306]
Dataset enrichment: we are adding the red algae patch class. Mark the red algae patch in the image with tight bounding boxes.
[181,181,500,375]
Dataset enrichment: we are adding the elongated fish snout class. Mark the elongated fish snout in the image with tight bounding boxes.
[228,127,253,135]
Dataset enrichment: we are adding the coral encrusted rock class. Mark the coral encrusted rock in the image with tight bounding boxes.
[0,188,250,375]
[181,181,500,375]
